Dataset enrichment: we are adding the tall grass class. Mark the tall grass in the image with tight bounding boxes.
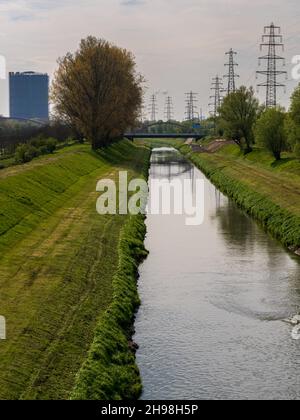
[71,214,148,400]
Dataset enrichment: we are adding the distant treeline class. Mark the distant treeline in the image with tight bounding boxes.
[0,120,76,155]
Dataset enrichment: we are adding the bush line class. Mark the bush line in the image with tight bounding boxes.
[180,146,300,255]
[70,214,148,400]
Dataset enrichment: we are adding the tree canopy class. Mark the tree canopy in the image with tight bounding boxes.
[51,36,143,149]
[285,83,300,157]
[255,108,287,160]
[218,86,260,154]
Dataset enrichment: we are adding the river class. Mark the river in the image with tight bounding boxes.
[134,147,300,400]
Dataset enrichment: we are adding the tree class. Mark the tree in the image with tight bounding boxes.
[285,84,300,158]
[290,83,300,125]
[51,36,143,149]
[255,108,287,160]
[218,86,260,154]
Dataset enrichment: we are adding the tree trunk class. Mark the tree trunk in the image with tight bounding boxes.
[274,151,281,161]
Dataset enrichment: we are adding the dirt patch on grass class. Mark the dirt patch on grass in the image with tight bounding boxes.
[204,139,235,153]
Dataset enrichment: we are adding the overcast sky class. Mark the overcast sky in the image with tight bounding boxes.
[0,0,300,119]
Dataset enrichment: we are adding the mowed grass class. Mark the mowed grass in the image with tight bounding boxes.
[0,140,149,400]
[192,143,300,217]
[134,138,185,149]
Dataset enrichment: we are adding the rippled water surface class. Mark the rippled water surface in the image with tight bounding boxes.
[134,147,300,400]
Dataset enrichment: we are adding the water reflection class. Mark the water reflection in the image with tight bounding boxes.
[135,147,300,401]
[150,148,194,180]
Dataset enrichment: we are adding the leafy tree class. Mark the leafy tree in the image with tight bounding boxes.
[218,86,260,154]
[51,36,143,149]
[285,84,300,157]
[255,108,287,160]
[284,114,300,151]
[294,142,300,158]
[290,83,300,125]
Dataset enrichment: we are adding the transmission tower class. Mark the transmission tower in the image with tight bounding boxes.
[138,101,147,123]
[185,91,198,121]
[148,94,158,122]
[224,48,239,95]
[164,96,174,121]
[256,23,287,108]
[209,76,223,118]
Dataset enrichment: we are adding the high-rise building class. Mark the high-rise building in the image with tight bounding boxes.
[9,71,49,121]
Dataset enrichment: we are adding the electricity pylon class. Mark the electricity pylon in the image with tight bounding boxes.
[185,91,198,121]
[256,23,287,108]
[224,48,239,95]
[209,76,223,118]
[148,94,158,122]
[138,101,147,123]
[164,96,174,121]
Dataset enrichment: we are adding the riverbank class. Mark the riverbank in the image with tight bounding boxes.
[134,144,300,401]
[71,214,149,400]
[0,140,150,399]
[179,141,300,256]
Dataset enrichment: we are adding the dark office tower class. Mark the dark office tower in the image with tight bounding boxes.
[9,72,49,121]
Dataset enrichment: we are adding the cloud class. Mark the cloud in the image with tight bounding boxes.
[121,0,145,5]
[0,0,298,118]
[0,0,81,20]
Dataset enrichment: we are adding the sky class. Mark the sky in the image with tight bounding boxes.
[0,0,300,119]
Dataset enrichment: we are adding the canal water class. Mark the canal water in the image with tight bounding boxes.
[134,147,300,400]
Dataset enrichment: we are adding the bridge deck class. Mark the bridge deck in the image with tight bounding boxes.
[124,133,204,140]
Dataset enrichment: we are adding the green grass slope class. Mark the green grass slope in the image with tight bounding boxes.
[0,141,150,400]
[180,143,300,254]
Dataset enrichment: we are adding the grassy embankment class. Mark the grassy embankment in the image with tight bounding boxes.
[0,140,150,400]
[134,138,184,149]
[180,141,300,255]
[134,137,300,253]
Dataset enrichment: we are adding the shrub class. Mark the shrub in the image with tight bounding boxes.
[29,136,57,154]
[29,135,44,149]
[44,138,57,154]
[294,142,300,158]
[15,144,40,164]
[14,136,58,162]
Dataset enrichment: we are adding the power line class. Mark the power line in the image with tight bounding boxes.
[209,76,223,118]
[224,48,239,95]
[256,22,287,108]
